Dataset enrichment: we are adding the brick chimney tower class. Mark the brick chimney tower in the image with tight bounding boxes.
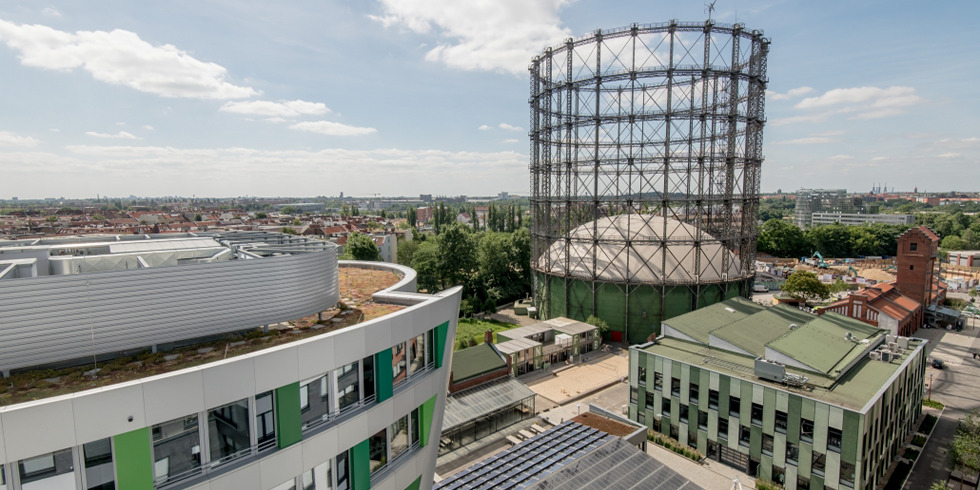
[484,329,494,345]
[895,227,940,307]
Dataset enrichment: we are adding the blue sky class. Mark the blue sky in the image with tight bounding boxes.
[0,0,977,199]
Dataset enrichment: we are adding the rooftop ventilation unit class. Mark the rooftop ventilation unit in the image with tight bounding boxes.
[869,351,882,361]
[789,323,798,330]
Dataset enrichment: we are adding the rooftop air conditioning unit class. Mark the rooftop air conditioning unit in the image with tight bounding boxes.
[880,351,893,362]
[869,351,882,361]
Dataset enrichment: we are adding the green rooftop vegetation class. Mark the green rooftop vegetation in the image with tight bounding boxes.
[454,317,520,350]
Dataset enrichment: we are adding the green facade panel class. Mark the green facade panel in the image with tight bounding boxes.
[352,439,371,490]
[718,376,730,416]
[376,349,394,402]
[420,394,437,447]
[750,425,763,459]
[405,476,422,490]
[763,388,776,433]
[788,394,802,444]
[842,410,860,462]
[435,321,450,368]
[113,427,153,490]
[275,382,302,449]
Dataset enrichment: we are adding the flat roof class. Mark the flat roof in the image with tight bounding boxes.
[0,265,402,407]
[442,377,536,432]
[495,337,541,355]
[640,336,924,412]
[542,317,596,336]
[496,323,552,340]
[767,312,885,376]
[711,304,816,355]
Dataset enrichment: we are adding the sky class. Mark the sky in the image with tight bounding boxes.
[0,0,977,199]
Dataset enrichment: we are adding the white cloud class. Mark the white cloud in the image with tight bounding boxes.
[0,131,40,147]
[502,138,519,144]
[220,99,330,118]
[478,124,491,130]
[85,131,140,140]
[0,19,257,99]
[795,86,922,110]
[142,125,154,131]
[775,136,834,145]
[41,7,61,17]
[289,121,377,136]
[768,86,813,101]
[938,152,961,158]
[829,154,853,160]
[370,0,572,74]
[498,123,523,131]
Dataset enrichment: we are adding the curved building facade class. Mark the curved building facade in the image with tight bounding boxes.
[529,21,769,343]
[0,236,461,490]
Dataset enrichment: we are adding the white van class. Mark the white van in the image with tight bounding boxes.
[752,283,770,293]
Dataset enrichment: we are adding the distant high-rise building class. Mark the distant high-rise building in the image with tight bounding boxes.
[794,189,852,229]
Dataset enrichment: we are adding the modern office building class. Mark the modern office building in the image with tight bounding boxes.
[628,297,926,490]
[794,189,853,229]
[808,213,914,228]
[0,233,461,490]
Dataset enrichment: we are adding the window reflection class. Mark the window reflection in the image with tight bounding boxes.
[256,391,276,448]
[83,438,115,490]
[208,399,250,465]
[390,415,409,461]
[392,343,407,388]
[19,448,74,489]
[335,361,360,413]
[301,375,330,431]
[152,415,201,484]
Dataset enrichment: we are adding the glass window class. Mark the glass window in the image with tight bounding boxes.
[645,390,656,410]
[19,448,74,489]
[411,408,421,446]
[369,428,388,474]
[775,410,788,433]
[83,438,115,490]
[729,396,740,417]
[828,427,842,452]
[671,377,680,397]
[812,452,826,476]
[1,464,5,490]
[392,342,408,388]
[689,384,699,404]
[301,469,315,490]
[661,398,671,417]
[335,361,360,413]
[208,398,251,465]
[630,387,638,404]
[362,355,376,401]
[739,426,751,446]
[679,404,688,423]
[718,417,729,439]
[910,242,918,252]
[301,375,330,431]
[336,450,350,490]
[698,411,708,430]
[654,372,663,390]
[786,441,799,465]
[708,390,719,410]
[751,403,763,426]
[688,430,698,447]
[426,329,435,366]
[637,365,646,385]
[256,391,276,448]
[390,415,410,461]
[409,334,426,376]
[152,415,201,484]
[840,460,856,486]
[762,433,773,455]
[801,418,814,443]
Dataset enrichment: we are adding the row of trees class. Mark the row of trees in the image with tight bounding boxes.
[397,224,532,316]
[758,220,911,259]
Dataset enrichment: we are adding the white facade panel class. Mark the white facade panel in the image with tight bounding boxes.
[71,380,146,445]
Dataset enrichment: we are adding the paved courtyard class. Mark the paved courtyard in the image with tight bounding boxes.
[520,345,628,407]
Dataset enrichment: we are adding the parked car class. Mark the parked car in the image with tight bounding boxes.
[932,358,945,369]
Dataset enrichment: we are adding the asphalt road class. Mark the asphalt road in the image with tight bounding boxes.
[904,318,980,489]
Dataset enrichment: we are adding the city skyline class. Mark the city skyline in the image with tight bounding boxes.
[1,0,977,199]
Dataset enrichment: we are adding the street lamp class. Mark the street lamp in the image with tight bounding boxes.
[929,373,934,401]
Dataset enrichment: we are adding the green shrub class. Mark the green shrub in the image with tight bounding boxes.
[905,448,919,461]
[923,398,945,409]
[756,480,784,490]
[646,430,702,462]
[912,434,927,447]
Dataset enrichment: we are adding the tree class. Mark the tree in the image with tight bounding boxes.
[585,315,610,337]
[757,219,808,258]
[437,223,476,289]
[407,207,417,228]
[343,232,382,261]
[280,205,297,215]
[411,241,440,292]
[194,213,202,221]
[947,411,980,490]
[783,270,830,304]
[254,212,268,219]
[396,239,418,266]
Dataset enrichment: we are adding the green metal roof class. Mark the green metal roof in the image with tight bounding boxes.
[711,304,815,355]
[662,297,765,344]
[640,336,924,412]
[451,343,507,383]
[767,312,885,376]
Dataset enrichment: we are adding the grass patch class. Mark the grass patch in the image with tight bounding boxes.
[924,398,945,409]
[454,318,520,350]
[920,414,938,434]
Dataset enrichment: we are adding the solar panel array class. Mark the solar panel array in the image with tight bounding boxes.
[436,421,705,490]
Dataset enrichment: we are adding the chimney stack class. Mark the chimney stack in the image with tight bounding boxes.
[484,329,494,345]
